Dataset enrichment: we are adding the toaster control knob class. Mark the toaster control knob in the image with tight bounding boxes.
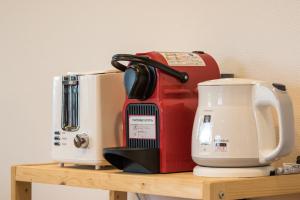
[74,134,89,148]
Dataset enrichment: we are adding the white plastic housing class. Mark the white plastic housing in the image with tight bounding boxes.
[192,78,295,167]
[51,70,125,165]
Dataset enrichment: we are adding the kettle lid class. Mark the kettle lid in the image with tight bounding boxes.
[198,78,262,86]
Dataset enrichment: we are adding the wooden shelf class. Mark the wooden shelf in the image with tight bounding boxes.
[11,163,300,200]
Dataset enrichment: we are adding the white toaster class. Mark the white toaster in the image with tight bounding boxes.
[51,69,125,169]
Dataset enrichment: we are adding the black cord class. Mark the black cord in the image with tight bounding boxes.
[111,54,189,83]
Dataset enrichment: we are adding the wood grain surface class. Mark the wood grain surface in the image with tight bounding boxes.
[12,163,300,200]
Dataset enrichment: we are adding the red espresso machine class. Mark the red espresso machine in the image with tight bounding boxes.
[104,51,220,173]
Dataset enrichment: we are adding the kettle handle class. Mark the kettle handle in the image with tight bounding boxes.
[253,83,295,164]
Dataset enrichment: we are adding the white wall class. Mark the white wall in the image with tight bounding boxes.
[0,0,299,200]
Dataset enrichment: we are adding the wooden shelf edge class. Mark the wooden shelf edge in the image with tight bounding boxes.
[12,163,300,200]
[13,164,203,199]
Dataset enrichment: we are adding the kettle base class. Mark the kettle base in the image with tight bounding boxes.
[193,165,274,177]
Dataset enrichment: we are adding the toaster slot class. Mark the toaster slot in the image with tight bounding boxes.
[61,75,79,131]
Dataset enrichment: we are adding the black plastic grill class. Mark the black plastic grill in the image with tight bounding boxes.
[126,104,159,148]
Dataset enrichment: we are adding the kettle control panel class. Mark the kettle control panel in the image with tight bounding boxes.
[203,115,211,123]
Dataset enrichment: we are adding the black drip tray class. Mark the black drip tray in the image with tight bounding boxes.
[103,147,160,174]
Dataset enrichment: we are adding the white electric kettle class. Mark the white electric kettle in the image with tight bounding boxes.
[192,78,295,177]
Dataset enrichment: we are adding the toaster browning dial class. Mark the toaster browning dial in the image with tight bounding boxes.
[73,134,89,148]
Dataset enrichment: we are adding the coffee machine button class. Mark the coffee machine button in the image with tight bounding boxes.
[74,134,89,148]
